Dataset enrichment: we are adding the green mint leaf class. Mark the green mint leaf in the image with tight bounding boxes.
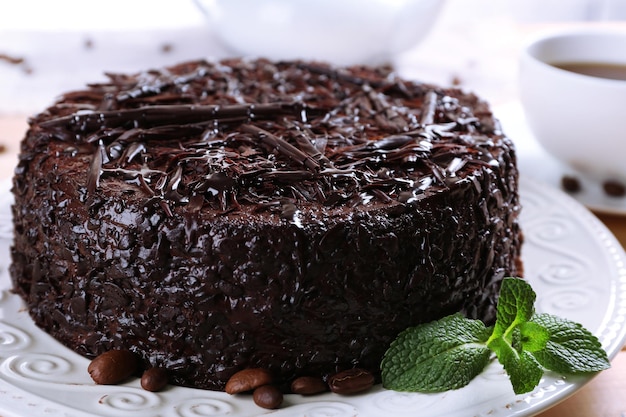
[518,321,550,352]
[486,278,547,394]
[488,336,544,394]
[490,277,536,341]
[529,313,611,373]
[381,313,491,392]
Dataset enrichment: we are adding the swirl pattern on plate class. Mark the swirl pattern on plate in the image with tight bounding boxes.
[0,321,31,352]
[2,353,72,382]
[173,398,235,417]
[97,390,162,413]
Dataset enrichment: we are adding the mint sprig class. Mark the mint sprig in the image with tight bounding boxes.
[382,314,492,392]
[381,277,610,395]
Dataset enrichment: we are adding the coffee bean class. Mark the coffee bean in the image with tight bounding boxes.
[561,175,581,193]
[141,367,169,392]
[603,180,626,197]
[88,349,138,385]
[253,385,283,409]
[291,376,328,395]
[327,368,374,395]
[225,368,273,394]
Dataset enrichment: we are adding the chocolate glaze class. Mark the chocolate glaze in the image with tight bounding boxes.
[10,58,522,390]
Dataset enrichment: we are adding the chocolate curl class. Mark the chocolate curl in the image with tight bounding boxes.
[40,102,325,133]
[87,142,106,194]
[291,130,335,169]
[420,90,438,126]
[240,124,321,173]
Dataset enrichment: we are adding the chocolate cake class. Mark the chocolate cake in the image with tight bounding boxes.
[10,58,522,391]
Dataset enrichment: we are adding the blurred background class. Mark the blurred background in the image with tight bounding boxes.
[1,0,625,114]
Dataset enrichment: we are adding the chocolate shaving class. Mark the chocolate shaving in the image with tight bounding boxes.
[40,102,324,133]
[0,53,25,65]
[240,124,320,172]
[291,130,334,169]
[420,91,438,126]
[113,66,209,101]
[87,142,106,193]
[295,62,388,88]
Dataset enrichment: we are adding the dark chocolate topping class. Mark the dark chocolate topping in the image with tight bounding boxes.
[29,58,503,214]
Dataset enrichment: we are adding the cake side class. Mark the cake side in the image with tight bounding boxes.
[10,58,522,390]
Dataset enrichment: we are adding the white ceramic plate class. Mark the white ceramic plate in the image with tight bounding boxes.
[495,101,626,216]
[0,177,625,417]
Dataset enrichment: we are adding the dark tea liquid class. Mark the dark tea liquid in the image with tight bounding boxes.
[552,62,626,81]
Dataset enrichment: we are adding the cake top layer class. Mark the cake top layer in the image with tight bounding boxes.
[29,58,508,217]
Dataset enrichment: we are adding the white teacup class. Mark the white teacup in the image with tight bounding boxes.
[519,29,626,184]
